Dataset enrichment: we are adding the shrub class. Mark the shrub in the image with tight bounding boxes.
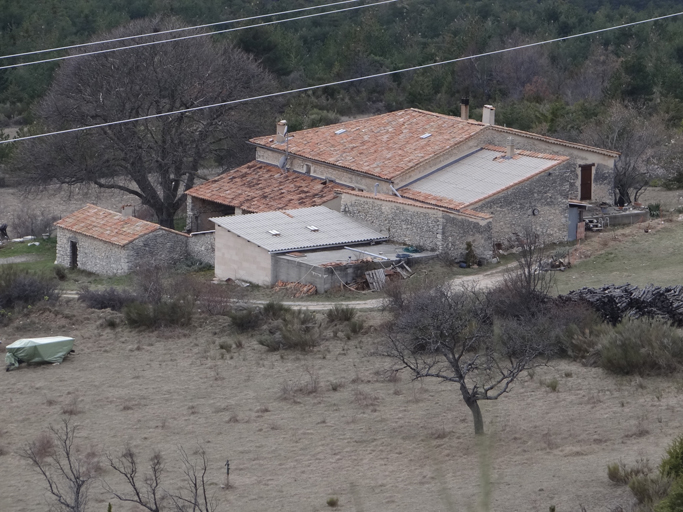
[648,203,661,218]
[628,475,671,506]
[54,265,67,281]
[262,301,291,321]
[327,497,339,508]
[174,257,213,273]
[0,265,56,310]
[599,318,683,375]
[326,304,357,323]
[607,459,653,485]
[661,435,683,479]
[123,298,193,328]
[280,309,319,351]
[657,478,683,512]
[348,318,364,335]
[79,287,136,311]
[228,307,263,332]
[546,378,559,392]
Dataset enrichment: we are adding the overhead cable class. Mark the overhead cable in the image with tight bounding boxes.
[0,0,397,71]
[2,9,682,146]
[0,0,359,61]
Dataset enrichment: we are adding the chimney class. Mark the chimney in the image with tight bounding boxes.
[121,205,134,218]
[275,120,288,143]
[506,137,515,158]
[482,105,496,125]
[460,98,470,121]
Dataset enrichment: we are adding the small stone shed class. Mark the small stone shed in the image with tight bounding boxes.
[211,206,388,287]
[55,204,190,275]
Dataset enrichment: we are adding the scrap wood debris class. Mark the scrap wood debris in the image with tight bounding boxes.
[272,280,316,298]
[560,284,683,326]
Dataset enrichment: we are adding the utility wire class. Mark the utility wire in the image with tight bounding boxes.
[2,9,682,146]
[0,0,397,71]
[0,0,359,61]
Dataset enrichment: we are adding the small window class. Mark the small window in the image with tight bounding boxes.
[334,129,347,135]
[420,133,432,139]
[306,225,319,232]
[303,163,311,175]
[268,230,281,236]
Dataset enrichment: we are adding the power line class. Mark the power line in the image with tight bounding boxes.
[0,0,359,61]
[2,10,682,146]
[0,0,397,71]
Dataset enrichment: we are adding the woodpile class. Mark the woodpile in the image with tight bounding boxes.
[272,280,317,298]
[560,284,683,326]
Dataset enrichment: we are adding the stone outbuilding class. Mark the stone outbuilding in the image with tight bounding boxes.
[55,204,190,275]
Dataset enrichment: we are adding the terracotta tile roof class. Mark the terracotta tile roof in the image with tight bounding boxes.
[186,161,339,212]
[250,109,487,181]
[55,204,165,246]
[490,126,621,157]
[338,189,492,220]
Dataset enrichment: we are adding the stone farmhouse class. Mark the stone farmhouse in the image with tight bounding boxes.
[55,204,212,275]
[186,103,618,261]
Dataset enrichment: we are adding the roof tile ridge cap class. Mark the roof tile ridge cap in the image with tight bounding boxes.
[396,190,490,219]
[408,108,454,119]
[490,125,620,155]
[158,226,190,237]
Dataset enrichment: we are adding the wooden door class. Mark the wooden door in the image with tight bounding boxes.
[580,165,593,201]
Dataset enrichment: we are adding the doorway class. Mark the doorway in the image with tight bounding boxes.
[580,165,593,201]
[70,241,78,269]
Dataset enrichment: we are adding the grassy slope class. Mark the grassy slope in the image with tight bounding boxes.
[554,220,683,294]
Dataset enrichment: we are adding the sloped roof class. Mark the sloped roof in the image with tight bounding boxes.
[211,206,387,253]
[186,161,339,212]
[249,109,487,181]
[400,146,568,209]
[55,204,184,246]
[338,189,492,220]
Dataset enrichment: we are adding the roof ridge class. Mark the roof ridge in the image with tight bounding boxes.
[490,125,620,157]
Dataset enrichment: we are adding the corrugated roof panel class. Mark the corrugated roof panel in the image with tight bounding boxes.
[401,149,561,205]
[211,206,387,253]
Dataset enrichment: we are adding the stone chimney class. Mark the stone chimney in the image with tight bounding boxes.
[275,120,288,143]
[460,98,470,121]
[506,137,515,158]
[121,205,134,218]
[482,105,496,125]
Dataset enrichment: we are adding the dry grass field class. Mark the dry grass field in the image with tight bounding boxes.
[1,301,682,512]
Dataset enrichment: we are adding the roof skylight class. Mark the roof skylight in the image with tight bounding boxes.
[420,133,432,139]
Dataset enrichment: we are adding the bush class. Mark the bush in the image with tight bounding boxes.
[649,203,662,218]
[661,435,683,479]
[262,301,291,321]
[656,478,683,512]
[54,265,67,281]
[123,298,194,328]
[174,257,213,273]
[347,318,364,335]
[326,304,357,323]
[599,318,683,375]
[280,309,319,351]
[228,307,263,332]
[79,287,136,311]
[327,497,339,508]
[0,265,56,310]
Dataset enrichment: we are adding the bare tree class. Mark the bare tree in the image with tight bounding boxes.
[14,17,276,228]
[383,283,554,435]
[581,102,671,204]
[104,445,218,512]
[20,418,99,512]
[502,226,555,301]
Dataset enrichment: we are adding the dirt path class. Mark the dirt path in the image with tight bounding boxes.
[0,254,41,265]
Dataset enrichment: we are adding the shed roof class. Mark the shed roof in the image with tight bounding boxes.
[250,109,486,181]
[186,161,339,212]
[211,206,387,253]
[55,204,184,246]
[400,146,568,208]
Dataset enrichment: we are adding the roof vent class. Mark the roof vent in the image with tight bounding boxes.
[268,230,281,236]
[335,129,347,135]
[420,133,432,139]
[306,225,319,232]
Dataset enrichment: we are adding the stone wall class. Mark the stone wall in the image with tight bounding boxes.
[188,231,215,266]
[127,229,189,270]
[56,227,130,275]
[340,194,493,260]
[469,165,574,245]
[187,196,235,232]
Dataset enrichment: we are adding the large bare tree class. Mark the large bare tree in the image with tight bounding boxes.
[384,283,554,435]
[14,17,276,228]
[581,102,671,204]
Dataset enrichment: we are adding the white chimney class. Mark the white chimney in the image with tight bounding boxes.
[275,120,288,143]
[482,105,496,125]
[460,98,470,121]
[506,137,515,158]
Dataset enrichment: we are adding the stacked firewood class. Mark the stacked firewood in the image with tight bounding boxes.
[560,284,683,326]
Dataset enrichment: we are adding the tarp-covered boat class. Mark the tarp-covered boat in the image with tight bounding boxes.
[5,336,74,371]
